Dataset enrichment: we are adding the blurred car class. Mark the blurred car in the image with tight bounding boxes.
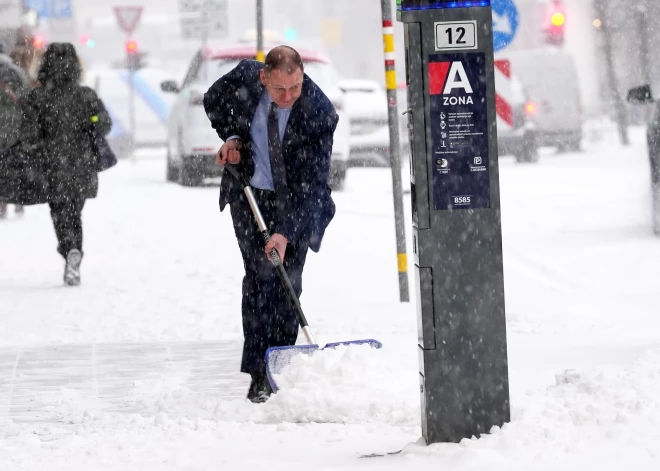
[85,64,178,159]
[339,79,390,167]
[497,74,539,163]
[503,49,583,152]
[160,43,350,189]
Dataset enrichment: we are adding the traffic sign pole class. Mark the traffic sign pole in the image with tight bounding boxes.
[128,65,136,160]
[114,6,143,160]
[380,0,409,303]
[256,0,264,62]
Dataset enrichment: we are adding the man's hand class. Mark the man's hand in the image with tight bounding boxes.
[216,138,243,166]
[265,234,288,263]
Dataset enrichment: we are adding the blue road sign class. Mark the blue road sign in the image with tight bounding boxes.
[491,0,519,52]
[25,0,72,19]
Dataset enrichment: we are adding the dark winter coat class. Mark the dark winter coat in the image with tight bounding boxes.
[0,80,112,205]
[203,59,338,252]
[0,51,29,152]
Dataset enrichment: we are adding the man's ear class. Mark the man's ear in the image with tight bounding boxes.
[259,69,266,86]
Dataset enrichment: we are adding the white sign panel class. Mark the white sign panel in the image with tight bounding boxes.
[0,1,21,29]
[114,6,143,35]
[434,21,478,52]
[179,0,228,40]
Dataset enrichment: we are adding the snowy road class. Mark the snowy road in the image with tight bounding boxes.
[1,127,660,469]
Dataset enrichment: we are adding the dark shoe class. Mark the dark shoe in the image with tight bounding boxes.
[64,249,82,286]
[247,373,272,403]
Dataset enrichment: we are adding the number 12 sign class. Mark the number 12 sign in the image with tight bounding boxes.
[435,21,478,51]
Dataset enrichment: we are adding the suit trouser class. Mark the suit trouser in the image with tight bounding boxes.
[0,204,24,217]
[230,190,309,375]
[49,197,85,259]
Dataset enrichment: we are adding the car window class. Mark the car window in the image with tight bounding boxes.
[304,62,339,90]
[182,52,203,88]
[207,60,242,85]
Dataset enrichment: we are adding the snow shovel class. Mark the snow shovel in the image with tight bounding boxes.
[224,165,382,392]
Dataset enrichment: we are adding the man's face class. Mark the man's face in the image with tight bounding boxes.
[260,67,304,109]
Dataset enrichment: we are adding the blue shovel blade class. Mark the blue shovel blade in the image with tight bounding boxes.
[265,339,383,392]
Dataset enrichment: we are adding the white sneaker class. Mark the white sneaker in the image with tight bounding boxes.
[64,249,82,286]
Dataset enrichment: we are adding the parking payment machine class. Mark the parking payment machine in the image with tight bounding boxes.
[397,0,510,444]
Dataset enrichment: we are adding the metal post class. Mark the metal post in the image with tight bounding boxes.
[128,37,136,162]
[256,0,264,62]
[638,11,651,86]
[381,0,410,303]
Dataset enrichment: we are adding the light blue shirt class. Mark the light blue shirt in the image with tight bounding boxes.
[230,91,291,191]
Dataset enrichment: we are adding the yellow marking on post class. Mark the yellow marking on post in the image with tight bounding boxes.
[383,34,395,53]
[398,253,408,273]
[386,71,397,90]
[256,50,265,63]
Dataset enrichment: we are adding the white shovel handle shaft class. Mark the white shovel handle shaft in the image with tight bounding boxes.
[302,326,316,345]
[244,187,269,233]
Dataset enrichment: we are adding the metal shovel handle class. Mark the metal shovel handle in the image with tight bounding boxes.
[223,164,316,345]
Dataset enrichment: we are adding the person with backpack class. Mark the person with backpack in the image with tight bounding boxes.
[0,39,30,219]
[11,43,112,286]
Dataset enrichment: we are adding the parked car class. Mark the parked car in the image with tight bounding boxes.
[497,74,539,163]
[627,83,660,235]
[339,79,390,167]
[160,43,350,189]
[502,49,583,152]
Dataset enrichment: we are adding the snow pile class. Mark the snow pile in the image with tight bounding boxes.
[402,348,660,464]
[264,343,419,425]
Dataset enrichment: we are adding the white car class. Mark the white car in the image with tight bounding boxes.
[160,43,350,189]
[503,49,583,151]
[339,79,390,167]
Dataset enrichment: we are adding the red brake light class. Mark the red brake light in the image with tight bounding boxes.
[524,102,537,116]
[32,35,46,49]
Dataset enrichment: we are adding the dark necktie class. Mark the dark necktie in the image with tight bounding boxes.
[267,102,289,223]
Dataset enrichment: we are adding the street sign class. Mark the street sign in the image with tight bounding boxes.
[434,20,478,51]
[179,0,228,41]
[491,0,519,52]
[0,2,22,29]
[24,0,72,19]
[114,6,143,35]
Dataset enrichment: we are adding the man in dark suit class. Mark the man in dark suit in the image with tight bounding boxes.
[203,46,338,403]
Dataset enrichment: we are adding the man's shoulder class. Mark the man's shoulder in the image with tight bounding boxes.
[297,75,338,132]
[205,59,262,107]
[224,59,263,81]
[301,75,332,108]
